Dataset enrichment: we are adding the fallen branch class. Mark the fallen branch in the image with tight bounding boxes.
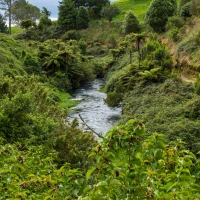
[79,114,104,139]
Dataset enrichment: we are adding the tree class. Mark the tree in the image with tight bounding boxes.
[0,13,7,33]
[11,0,41,26]
[76,6,90,29]
[122,10,140,34]
[58,0,77,30]
[74,0,87,8]
[41,6,51,17]
[145,0,177,32]
[88,0,110,17]
[38,15,52,30]
[100,3,120,22]
[0,0,16,34]
[180,2,192,18]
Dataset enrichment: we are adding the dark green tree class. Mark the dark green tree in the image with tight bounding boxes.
[88,0,110,17]
[58,0,77,30]
[100,3,120,22]
[145,0,177,32]
[41,6,51,17]
[122,10,140,34]
[0,13,7,33]
[76,6,90,29]
[180,2,192,18]
[74,0,86,8]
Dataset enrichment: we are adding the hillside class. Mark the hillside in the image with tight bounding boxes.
[112,0,152,21]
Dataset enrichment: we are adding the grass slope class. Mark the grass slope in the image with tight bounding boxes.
[112,0,152,21]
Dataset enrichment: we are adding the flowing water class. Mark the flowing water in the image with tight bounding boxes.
[68,79,121,136]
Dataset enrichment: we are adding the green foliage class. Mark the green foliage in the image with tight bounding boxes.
[194,73,200,94]
[11,0,41,26]
[38,39,95,90]
[0,13,8,33]
[58,0,77,30]
[62,30,81,41]
[180,2,192,18]
[194,30,200,45]
[76,6,90,30]
[119,80,200,153]
[190,0,200,15]
[38,15,52,30]
[145,0,177,32]
[100,3,120,22]
[87,0,110,17]
[0,76,57,143]
[20,19,35,29]
[80,119,200,199]
[122,10,140,34]
[54,118,97,170]
[169,28,181,42]
[165,16,185,30]
[0,142,86,199]
[41,6,51,17]
[180,0,191,8]
[104,80,124,106]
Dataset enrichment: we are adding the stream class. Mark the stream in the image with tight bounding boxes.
[68,79,121,136]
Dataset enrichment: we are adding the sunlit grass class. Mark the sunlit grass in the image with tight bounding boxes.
[112,0,152,22]
[55,89,77,109]
[11,26,24,35]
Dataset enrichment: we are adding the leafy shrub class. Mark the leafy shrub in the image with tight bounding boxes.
[0,76,57,143]
[169,28,180,42]
[119,80,200,153]
[62,30,81,41]
[194,30,200,45]
[190,0,200,15]
[165,16,185,30]
[177,38,198,55]
[80,119,200,199]
[54,118,97,170]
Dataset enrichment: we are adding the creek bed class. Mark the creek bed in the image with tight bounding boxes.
[68,79,121,135]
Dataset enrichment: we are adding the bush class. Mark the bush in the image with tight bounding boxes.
[169,28,181,42]
[165,16,185,30]
[62,30,81,41]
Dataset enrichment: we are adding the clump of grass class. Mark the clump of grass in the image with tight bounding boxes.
[55,89,77,109]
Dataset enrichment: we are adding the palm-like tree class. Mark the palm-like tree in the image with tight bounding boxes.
[42,51,65,74]
[133,33,146,66]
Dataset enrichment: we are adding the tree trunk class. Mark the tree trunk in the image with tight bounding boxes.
[130,50,132,64]
[8,0,11,35]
